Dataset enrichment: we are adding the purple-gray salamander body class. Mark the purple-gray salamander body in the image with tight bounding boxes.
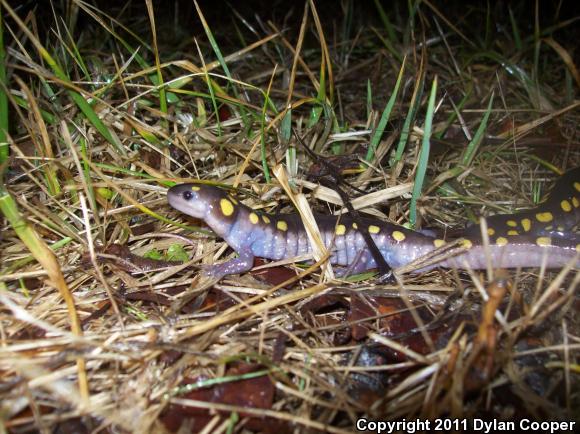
[167,168,580,279]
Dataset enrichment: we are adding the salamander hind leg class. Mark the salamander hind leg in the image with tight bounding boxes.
[202,249,255,279]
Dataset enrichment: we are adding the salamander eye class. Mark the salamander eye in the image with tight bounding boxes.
[182,190,193,201]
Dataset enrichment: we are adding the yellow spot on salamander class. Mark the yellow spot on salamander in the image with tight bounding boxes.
[352,223,358,229]
[535,212,553,223]
[507,230,519,236]
[507,220,517,227]
[191,185,200,191]
[496,237,508,246]
[434,239,446,248]
[220,198,235,216]
[521,218,531,232]
[249,212,259,224]
[577,244,580,253]
[462,239,473,249]
[487,228,495,236]
[392,230,406,242]
[536,237,551,247]
[262,215,270,224]
[573,197,579,208]
[335,224,346,235]
[277,220,288,231]
[368,225,380,234]
[561,199,572,212]
[574,181,580,192]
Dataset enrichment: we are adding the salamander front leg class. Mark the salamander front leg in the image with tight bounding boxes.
[202,249,255,279]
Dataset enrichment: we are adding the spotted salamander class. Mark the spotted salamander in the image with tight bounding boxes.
[167,168,580,279]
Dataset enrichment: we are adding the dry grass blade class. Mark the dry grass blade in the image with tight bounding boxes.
[274,164,334,280]
[285,2,310,108]
[180,274,328,341]
[296,178,414,211]
[13,76,60,195]
[497,100,580,140]
[308,0,334,102]
[543,37,580,88]
[0,188,88,401]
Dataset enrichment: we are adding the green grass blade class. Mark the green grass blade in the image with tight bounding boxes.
[194,0,248,130]
[80,137,98,215]
[393,69,424,164]
[366,79,372,121]
[194,0,232,81]
[73,1,152,70]
[429,93,494,190]
[60,20,92,84]
[409,76,437,227]
[370,27,403,64]
[146,0,168,129]
[1,1,125,155]
[0,4,8,165]
[533,1,540,83]
[366,57,406,162]
[69,90,125,153]
[508,5,522,50]
[339,0,353,62]
[461,93,494,166]
[308,104,323,128]
[14,76,61,196]
[0,186,64,275]
[259,71,277,183]
[86,158,211,236]
[285,145,297,180]
[373,0,397,42]
[281,109,292,143]
[1,236,73,275]
[403,0,418,48]
[467,51,543,108]
[194,39,221,136]
[484,1,491,48]
[11,95,57,124]
[434,84,471,140]
[308,59,328,128]
[564,69,573,102]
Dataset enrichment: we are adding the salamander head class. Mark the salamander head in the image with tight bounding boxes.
[168,183,238,220]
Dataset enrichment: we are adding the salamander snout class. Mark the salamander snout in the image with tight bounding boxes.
[167,183,207,218]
